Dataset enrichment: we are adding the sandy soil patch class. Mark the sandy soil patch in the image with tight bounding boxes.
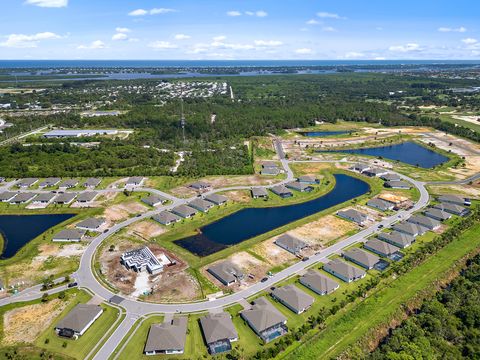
[106,178,129,189]
[2,299,66,345]
[104,200,148,223]
[127,220,166,240]
[428,184,480,198]
[37,243,86,258]
[451,114,480,125]
[253,238,297,266]
[223,190,251,203]
[100,239,200,301]
[205,175,280,188]
[169,186,197,198]
[202,251,269,291]
[291,162,332,174]
[289,214,358,250]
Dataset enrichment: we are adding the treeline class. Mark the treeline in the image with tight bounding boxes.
[369,252,480,359]
[0,141,175,177]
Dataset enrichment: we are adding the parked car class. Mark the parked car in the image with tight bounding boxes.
[261,277,269,283]
[67,282,78,288]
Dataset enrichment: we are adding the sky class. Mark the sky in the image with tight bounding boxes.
[0,0,479,60]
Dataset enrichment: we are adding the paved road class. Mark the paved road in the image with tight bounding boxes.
[0,140,431,359]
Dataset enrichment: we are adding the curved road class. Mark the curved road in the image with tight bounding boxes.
[0,140,430,359]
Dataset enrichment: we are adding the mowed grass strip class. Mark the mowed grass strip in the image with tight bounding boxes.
[284,223,480,360]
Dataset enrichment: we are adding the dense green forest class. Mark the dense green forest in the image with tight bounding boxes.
[369,253,480,359]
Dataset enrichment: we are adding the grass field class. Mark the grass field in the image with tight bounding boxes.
[282,222,480,359]
[36,292,120,360]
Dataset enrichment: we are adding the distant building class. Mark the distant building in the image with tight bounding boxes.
[377,231,414,249]
[44,129,118,138]
[260,167,280,176]
[16,178,38,188]
[367,198,395,212]
[207,261,244,286]
[84,178,101,189]
[189,181,211,191]
[241,297,288,343]
[323,258,366,283]
[39,177,61,188]
[125,177,144,188]
[437,194,471,206]
[271,285,314,314]
[0,192,16,202]
[299,270,339,295]
[350,164,370,173]
[55,304,103,338]
[364,239,400,257]
[144,318,188,355]
[286,181,313,192]
[297,175,320,184]
[32,192,56,204]
[59,179,78,190]
[380,173,401,181]
[120,247,172,275]
[199,313,238,355]
[274,234,308,255]
[10,192,37,204]
[76,192,98,203]
[53,193,77,205]
[433,203,469,216]
[392,221,427,237]
[152,211,182,226]
[424,208,451,221]
[407,215,441,230]
[363,168,389,177]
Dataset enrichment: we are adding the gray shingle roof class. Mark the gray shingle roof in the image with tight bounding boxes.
[384,180,411,189]
[126,177,144,185]
[433,202,469,215]
[76,192,98,202]
[142,195,168,206]
[84,178,101,188]
[275,234,308,254]
[55,304,102,333]
[367,198,394,211]
[299,270,339,295]
[53,229,86,241]
[10,192,37,203]
[364,239,400,256]
[152,211,182,225]
[285,181,312,192]
[39,178,61,187]
[188,198,214,212]
[76,217,105,230]
[200,312,238,344]
[241,297,287,333]
[270,185,292,196]
[207,261,243,285]
[0,191,16,202]
[34,192,56,202]
[424,208,451,221]
[171,204,198,218]
[204,193,228,205]
[59,179,78,188]
[144,318,187,353]
[324,258,366,280]
[271,285,314,313]
[54,192,77,204]
[251,187,268,197]
[407,214,441,229]
[17,178,38,187]
[337,209,369,224]
[343,248,380,269]
[377,231,413,248]
[189,181,210,190]
[437,194,467,205]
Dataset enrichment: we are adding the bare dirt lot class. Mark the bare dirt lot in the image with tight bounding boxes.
[223,190,251,203]
[202,251,270,291]
[126,220,166,240]
[100,239,201,301]
[288,214,358,250]
[428,184,480,198]
[103,201,148,223]
[2,299,66,345]
[253,237,297,266]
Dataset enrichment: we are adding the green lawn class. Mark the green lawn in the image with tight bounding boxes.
[284,222,480,359]
[36,293,120,360]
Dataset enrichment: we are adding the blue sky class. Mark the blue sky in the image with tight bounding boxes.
[0,0,479,60]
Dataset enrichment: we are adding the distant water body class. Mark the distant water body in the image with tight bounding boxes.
[1,60,480,68]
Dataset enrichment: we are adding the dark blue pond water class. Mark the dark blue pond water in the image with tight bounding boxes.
[301,131,350,137]
[319,141,449,168]
[176,174,369,256]
[0,214,75,259]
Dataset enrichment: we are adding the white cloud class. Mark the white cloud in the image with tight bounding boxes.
[112,33,128,41]
[1,32,61,48]
[174,34,191,40]
[374,57,386,60]
[129,8,175,16]
[77,40,106,49]
[317,12,345,19]
[306,19,320,25]
[25,0,67,8]
[254,40,283,47]
[344,51,365,58]
[322,26,337,32]
[438,26,467,33]
[148,41,178,49]
[227,10,242,17]
[150,8,175,15]
[295,48,313,54]
[116,27,131,33]
[213,35,226,42]
[462,38,478,45]
[255,10,268,17]
[389,43,422,52]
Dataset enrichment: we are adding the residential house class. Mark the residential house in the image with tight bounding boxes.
[241,297,288,343]
[271,285,314,314]
[297,175,320,184]
[189,181,211,191]
[424,208,451,221]
[270,185,293,198]
[274,234,308,255]
[152,211,182,226]
[285,181,313,192]
[377,231,414,249]
[343,248,380,270]
[392,221,427,237]
[207,261,244,286]
[337,209,369,226]
[364,239,400,257]
[407,215,441,230]
[53,193,77,205]
[188,198,214,213]
[350,164,371,173]
[433,203,470,216]
[52,229,86,242]
[363,168,389,177]
[437,194,471,206]
[142,195,168,207]
[299,270,339,295]
[75,218,105,231]
[83,178,101,189]
[121,247,172,275]
[323,258,366,283]
[55,304,103,338]
[32,192,56,204]
[125,177,144,188]
[367,198,395,212]
[171,205,198,219]
[251,187,268,199]
[144,318,187,355]
[199,313,238,354]
[38,177,61,188]
[9,193,37,204]
[76,192,98,203]
[384,180,411,189]
[380,173,401,181]
[59,179,78,190]
[204,193,228,205]
[0,192,16,202]
[17,178,38,188]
